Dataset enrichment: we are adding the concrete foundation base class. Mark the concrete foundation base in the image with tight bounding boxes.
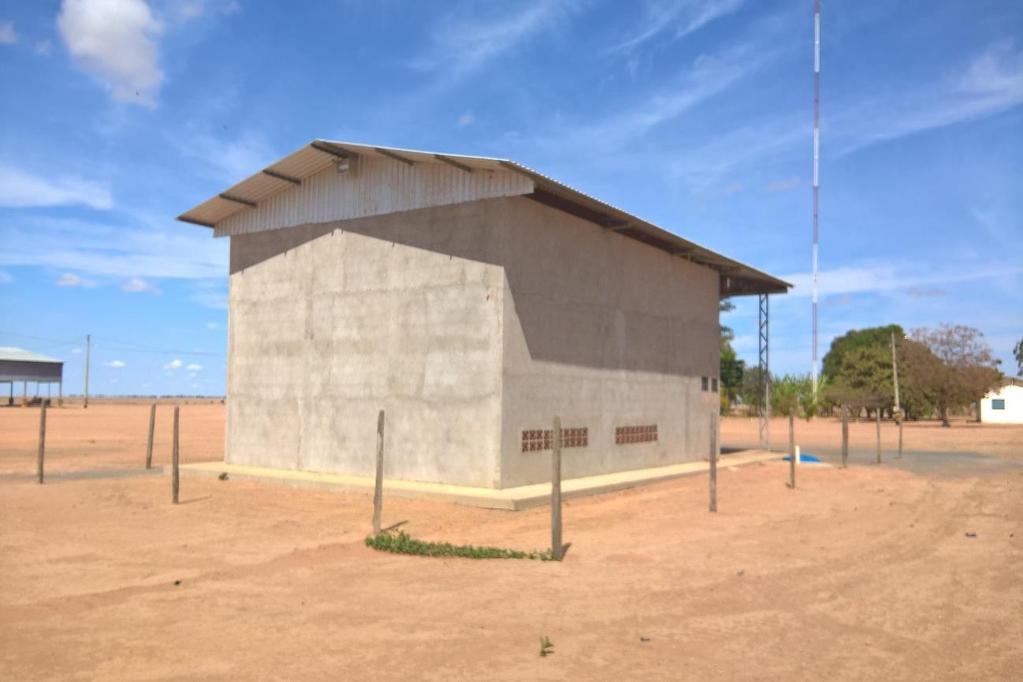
[179,450,780,510]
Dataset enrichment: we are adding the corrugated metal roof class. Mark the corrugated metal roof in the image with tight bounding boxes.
[177,140,790,295]
[211,152,533,237]
[0,347,63,363]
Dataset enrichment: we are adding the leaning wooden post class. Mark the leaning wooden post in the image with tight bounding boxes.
[840,406,849,469]
[788,412,795,488]
[890,330,902,459]
[709,412,718,512]
[145,402,156,470]
[171,406,180,504]
[875,409,882,465]
[37,401,47,484]
[372,410,385,535]
[551,417,563,560]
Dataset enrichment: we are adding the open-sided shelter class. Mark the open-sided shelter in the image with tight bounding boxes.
[0,347,63,406]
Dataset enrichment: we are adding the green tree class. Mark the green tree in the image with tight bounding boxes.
[720,343,745,403]
[897,339,938,420]
[797,374,823,420]
[1014,338,1022,376]
[822,325,904,385]
[824,344,892,416]
[719,299,745,410]
[740,365,768,414]
[770,375,802,417]
[911,324,1001,426]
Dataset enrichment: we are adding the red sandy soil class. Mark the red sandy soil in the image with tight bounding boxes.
[0,403,224,474]
[722,415,1023,460]
[1,405,1021,680]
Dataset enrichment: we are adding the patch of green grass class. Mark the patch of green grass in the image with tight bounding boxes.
[365,529,555,561]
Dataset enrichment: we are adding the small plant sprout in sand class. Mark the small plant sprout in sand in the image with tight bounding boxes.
[365,529,554,561]
[539,636,554,657]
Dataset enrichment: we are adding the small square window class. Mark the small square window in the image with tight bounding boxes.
[701,376,709,391]
[992,399,1006,410]
[712,377,719,393]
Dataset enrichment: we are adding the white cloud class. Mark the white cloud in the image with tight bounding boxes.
[56,272,96,287]
[766,177,800,192]
[164,358,183,370]
[780,260,1023,300]
[610,0,745,53]
[457,112,475,127]
[104,359,126,368]
[186,363,202,371]
[612,40,1023,195]
[552,42,767,157]
[666,115,803,192]
[34,40,52,55]
[0,270,12,283]
[0,164,112,209]
[121,276,161,294]
[178,130,277,183]
[172,0,238,20]
[0,215,227,281]
[415,2,576,81]
[0,21,17,44]
[190,279,227,309]
[57,0,165,107]
[835,41,1023,155]
[175,1,204,18]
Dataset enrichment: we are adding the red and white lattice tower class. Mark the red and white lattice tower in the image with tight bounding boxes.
[811,0,822,397]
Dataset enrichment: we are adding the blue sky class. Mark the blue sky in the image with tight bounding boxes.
[1,0,1021,396]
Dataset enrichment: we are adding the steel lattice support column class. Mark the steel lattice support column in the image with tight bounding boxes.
[758,294,770,450]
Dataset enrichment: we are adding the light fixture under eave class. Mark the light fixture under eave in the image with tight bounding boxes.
[336,157,351,174]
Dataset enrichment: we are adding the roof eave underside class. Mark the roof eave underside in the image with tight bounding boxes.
[177,140,790,296]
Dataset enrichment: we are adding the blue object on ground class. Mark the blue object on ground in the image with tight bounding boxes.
[782,453,822,463]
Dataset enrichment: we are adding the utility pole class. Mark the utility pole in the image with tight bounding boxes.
[83,334,91,409]
[891,331,903,458]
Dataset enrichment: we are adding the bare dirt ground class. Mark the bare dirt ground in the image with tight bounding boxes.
[722,415,1023,461]
[0,403,224,475]
[2,405,1021,680]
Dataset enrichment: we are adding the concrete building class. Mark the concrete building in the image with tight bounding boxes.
[179,141,789,489]
[979,379,1023,424]
[0,347,63,406]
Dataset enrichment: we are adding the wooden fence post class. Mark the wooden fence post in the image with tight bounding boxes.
[788,412,795,489]
[841,407,849,469]
[145,402,156,470]
[709,412,718,512]
[372,410,385,535]
[551,417,563,560]
[897,417,903,460]
[875,410,882,465]
[37,401,47,484]
[171,406,180,504]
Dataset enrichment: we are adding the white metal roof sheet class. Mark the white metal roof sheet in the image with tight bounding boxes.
[177,140,790,294]
[0,347,63,363]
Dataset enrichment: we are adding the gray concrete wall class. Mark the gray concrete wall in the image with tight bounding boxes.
[227,204,506,487]
[492,198,720,487]
[225,195,720,489]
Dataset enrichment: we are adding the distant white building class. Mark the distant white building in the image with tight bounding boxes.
[979,379,1023,424]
